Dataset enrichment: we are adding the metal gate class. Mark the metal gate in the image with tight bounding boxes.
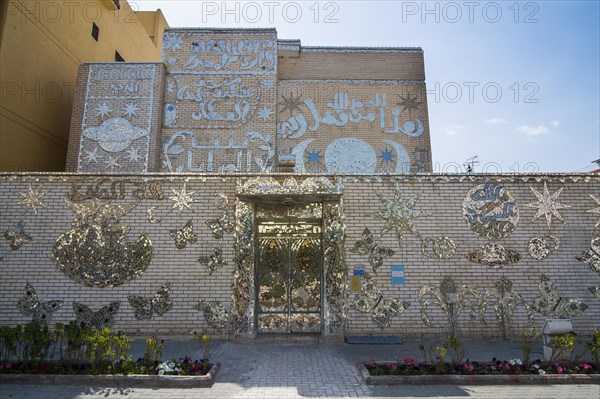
[255,205,323,333]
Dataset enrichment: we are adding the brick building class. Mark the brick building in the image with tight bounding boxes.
[0,28,598,341]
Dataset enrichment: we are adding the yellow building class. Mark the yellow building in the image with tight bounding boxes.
[0,0,168,171]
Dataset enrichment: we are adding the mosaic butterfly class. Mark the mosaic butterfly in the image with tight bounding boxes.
[4,220,32,250]
[575,230,600,275]
[351,228,395,273]
[73,302,120,329]
[169,220,197,249]
[17,283,63,324]
[351,272,410,330]
[197,244,227,275]
[128,284,173,321]
[532,274,588,319]
[206,211,234,239]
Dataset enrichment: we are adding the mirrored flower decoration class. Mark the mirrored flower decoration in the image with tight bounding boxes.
[323,202,347,334]
[128,284,173,321]
[528,236,560,260]
[589,286,600,301]
[467,243,520,268]
[4,220,32,250]
[73,302,120,329]
[350,228,395,273]
[195,300,230,329]
[351,272,410,330]
[17,283,63,324]
[525,182,571,230]
[206,211,235,239]
[52,198,153,288]
[421,236,456,259]
[480,277,533,339]
[463,183,519,239]
[575,229,600,275]
[169,220,197,249]
[532,274,588,319]
[374,188,428,248]
[197,244,227,274]
[419,276,479,336]
[17,183,47,214]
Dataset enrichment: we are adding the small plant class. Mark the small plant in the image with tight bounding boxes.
[550,333,575,362]
[21,321,52,364]
[0,325,19,363]
[63,321,91,366]
[143,336,165,369]
[587,329,600,365]
[192,331,212,373]
[446,335,466,364]
[519,327,540,365]
[435,344,448,373]
[84,328,132,373]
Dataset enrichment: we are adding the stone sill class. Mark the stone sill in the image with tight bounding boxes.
[356,362,600,385]
[0,362,220,388]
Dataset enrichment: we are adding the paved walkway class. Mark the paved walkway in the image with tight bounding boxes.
[1,338,598,399]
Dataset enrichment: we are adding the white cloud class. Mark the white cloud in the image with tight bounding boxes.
[484,118,508,125]
[441,124,463,136]
[550,120,560,128]
[516,125,550,136]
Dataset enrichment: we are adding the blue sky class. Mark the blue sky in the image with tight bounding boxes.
[134,0,600,173]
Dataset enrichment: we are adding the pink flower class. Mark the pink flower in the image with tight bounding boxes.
[368,359,375,367]
[4,362,11,369]
[403,357,415,365]
[391,363,398,370]
[505,364,510,370]
[583,364,591,369]
[557,366,564,374]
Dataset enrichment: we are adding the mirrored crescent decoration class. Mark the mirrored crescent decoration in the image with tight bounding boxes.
[532,274,588,319]
[418,276,479,336]
[576,230,600,275]
[590,286,600,301]
[52,198,152,288]
[206,211,235,239]
[169,220,198,249]
[197,244,227,274]
[196,300,230,329]
[214,193,229,209]
[128,284,173,321]
[17,283,63,324]
[467,243,520,268]
[73,302,120,329]
[463,183,519,239]
[146,206,161,224]
[528,236,560,260]
[351,272,410,330]
[480,277,533,339]
[374,187,428,246]
[350,228,395,273]
[4,220,32,250]
[421,236,456,259]
[586,194,600,228]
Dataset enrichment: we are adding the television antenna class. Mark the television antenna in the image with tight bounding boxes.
[464,156,479,175]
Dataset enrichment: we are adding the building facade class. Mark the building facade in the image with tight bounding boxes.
[0,28,598,341]
[0,0,168,172]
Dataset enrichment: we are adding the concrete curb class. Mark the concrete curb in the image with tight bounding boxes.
[0,362,220,388]
[356,361,600,385]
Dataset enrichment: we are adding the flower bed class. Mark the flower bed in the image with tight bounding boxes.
[357,359,600,385]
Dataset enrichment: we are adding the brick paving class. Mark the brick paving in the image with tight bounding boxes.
[1,339,598,399]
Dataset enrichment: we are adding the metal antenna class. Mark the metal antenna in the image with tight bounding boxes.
[464,156,479,175]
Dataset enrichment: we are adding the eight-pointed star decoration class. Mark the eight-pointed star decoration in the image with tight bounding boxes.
[104,155,121,171]
[126,146,142,163]
[83,148,100,164]
[306,149,322,164]
[94,102,112,119]
[169,182,199,214]
[122,102,139,119]
[374,188,429,246]
[278,91,303,116]
[587,194,600,228]
[17,183,47,214]
[396,91,421,116]
[525,182,571,230]
[379,146,395,165]
[258,106,274,121]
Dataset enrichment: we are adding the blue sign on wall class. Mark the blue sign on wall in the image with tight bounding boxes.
[391,265,405,285]
[354,265,366,276]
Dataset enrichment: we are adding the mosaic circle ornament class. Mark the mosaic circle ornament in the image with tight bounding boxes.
[462,183,519,239]
[527,236,560,260]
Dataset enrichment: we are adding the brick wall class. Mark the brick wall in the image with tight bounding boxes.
[0,173,598,339]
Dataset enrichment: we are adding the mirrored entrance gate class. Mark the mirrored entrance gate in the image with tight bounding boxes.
[255,204,323,333]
